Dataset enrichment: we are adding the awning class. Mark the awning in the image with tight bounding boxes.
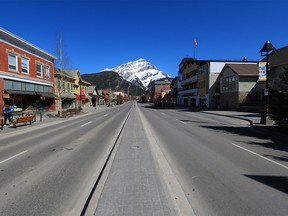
[36,92,56,98]
[61,93,76,99]
[76,95,86,101]
[6,90,36,95]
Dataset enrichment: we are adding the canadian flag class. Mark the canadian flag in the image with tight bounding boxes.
[194,39,198,46]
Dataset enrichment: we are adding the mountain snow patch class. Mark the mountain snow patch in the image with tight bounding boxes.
[103,59,170,90]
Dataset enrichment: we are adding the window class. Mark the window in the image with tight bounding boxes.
[222,75,236,92]
[8,53,18,71]
[44,66,50,79]
[36,63,42,77]
[21,57,29,73]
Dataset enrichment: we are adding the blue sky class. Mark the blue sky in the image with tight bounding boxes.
[1,0,287,77]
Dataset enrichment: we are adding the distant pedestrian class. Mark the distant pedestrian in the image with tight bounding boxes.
[2,104,13,125]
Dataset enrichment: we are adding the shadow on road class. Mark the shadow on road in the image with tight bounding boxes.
[244,175,288,194]
[201,125,288,153]
[141,103,288,156]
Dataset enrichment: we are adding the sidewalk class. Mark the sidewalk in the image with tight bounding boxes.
[93,106,174,216]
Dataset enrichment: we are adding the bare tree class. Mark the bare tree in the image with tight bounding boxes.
[54,33,70,117]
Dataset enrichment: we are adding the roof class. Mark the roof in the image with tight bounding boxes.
[179,57,258,67]
[63,69,79,77]
[261,46,288,67]
[225,64,259,76]
[88,86,97,94]
[0,27,57,60]
[54,68,75,79]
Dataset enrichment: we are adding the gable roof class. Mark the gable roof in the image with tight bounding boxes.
[226,64,259,76]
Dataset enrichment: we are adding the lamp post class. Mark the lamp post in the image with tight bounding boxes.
[79,79,83,110]
[259,40,276,124]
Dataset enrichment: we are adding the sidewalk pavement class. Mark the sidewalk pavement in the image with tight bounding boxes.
[200,110,273,126]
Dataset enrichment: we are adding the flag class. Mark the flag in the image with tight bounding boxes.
[194,39,198,46]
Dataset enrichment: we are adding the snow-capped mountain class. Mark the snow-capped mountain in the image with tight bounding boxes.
[103,59,170,90]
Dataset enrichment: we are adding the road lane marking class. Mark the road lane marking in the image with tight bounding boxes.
[161,112,166,115]
[103,114,108,117]
[231,143,288,170]
[178,120,187,124]
[0,150,28,165]
[80,121,92,127]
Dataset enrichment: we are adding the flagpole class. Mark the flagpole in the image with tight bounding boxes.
[193,43,195,59]
[193,38,197,59]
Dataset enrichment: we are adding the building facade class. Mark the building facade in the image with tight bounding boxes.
[153,78,172,105]
[0,27,56,114]
[177,58,258,108]
[54,68,76,110]
[219,64,260,110]
[54,69,91,111]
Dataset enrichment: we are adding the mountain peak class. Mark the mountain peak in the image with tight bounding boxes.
[103,59,170,90]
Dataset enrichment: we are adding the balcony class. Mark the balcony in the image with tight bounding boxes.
[178,88,198,96]
[180,75,197,86]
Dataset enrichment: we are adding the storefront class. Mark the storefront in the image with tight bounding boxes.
[2,77,55,111]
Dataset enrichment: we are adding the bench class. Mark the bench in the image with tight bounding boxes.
[58,108,79,117]
[0,118,3,130]
[11,116,34,128]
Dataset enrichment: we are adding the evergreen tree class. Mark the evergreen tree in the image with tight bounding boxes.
[270,71,288,127]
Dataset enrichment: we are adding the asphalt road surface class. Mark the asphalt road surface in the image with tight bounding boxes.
[1,102,287,216]
[139,103,288,216]
[0,104,130,216]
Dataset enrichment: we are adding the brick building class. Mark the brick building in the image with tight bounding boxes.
[0,27,56,114]
[153,78,172,105]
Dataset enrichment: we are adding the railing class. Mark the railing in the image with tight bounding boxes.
[178,88,198,95]
[180,75,197,86]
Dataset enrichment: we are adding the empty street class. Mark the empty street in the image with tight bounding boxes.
[0,102,287,215]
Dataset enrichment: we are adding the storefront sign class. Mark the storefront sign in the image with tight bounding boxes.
[3,94,10,98]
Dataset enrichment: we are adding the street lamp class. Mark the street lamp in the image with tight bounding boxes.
[259,40,276,124]
[79,79,83,110]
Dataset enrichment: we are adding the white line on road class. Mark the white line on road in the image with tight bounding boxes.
[0,150,28,165]
[231,143,288,170]
[179,120,187,124]
[80,121,92,127]
[161,112,166,115]
[103,114,108,117]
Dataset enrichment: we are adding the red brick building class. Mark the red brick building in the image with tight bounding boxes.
[0,27,56,114]
[153,78,172,105]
